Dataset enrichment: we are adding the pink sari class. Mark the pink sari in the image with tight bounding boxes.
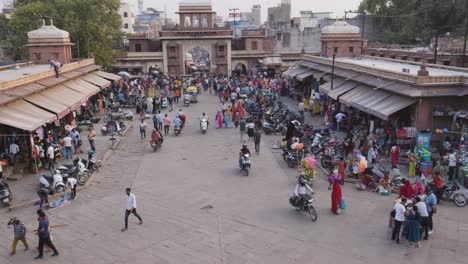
[237,102,245,119]
[215,111,223,128]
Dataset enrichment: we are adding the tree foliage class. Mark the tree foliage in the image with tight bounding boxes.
[358,0,467,44]
[1,0,122,68]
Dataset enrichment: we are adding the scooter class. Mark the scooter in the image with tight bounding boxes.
[39,170,65,194]
[200,118,209,134]
[239,153,251,176]
[101,120,126,136]
[262,121,282,135]
[58,157,90,186]
[103,110,133,123]
[184,96,190,107]
[0,180,13,206]
[174,125,181,136]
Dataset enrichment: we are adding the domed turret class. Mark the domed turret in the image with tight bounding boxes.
[322,20,360,35]
[27,19,70,40]
[321,20,364,58]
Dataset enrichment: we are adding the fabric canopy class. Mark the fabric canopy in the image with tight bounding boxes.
[63,79,100,98]
[80,73,111,88]
[24,93,70,119]
[339,85,372,106]
[296,69,320,82]
[263,56,282,65]
[283,66,310,78]
[93,71,122,81]
[328,81,360,100]
[364,95,416,121]
[0,99,56,131]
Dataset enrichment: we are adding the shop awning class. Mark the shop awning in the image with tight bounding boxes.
[339,85,371,106]
[263,56,282,65]
[328,81,360,100]
[112,64,143,69]
[283,66,310,78]
[340,85,416,120]
[80,73,111,88]
[364,95,416,121]
[296,69,321,81]
[93,71,122,81]
[63,79,100,98]
[24,92,70,119]
[0,99,56,131]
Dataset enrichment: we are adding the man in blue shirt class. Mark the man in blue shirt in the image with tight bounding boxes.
[35,209,59,259]
[425,189,437,235]
[173,115,182,129]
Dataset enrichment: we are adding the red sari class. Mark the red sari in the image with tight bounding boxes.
[331,181,342,214]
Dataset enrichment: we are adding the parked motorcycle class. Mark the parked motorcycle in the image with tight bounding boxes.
[101,121,126,136]
[431,182,467,207]
[39,170,65,194]
[58,157,90,186]
[262,121,282,135]
[239,153,251,176]
[289,194,317,222]
[103,110,133,123]
[0,180,13,206]
[200,118,209,134]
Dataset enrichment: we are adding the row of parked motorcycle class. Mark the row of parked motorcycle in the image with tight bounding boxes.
[101,103,132,136]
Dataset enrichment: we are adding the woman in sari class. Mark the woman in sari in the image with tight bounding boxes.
[390,145,400,167]
[408,152,416,177]
[215,111,223,129]
[328,170,342,215]
[236,101,245,119]
[399,179,414,199]
[224,110,232,128]
[413,180,425,197]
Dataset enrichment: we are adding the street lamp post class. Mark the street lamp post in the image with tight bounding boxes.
[331,52,336,91]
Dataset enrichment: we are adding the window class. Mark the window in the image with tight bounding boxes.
[219,46,224,52]
[52,52,59,59]
[427,59,434,64]
[135,44,142,52]
[34,53,41,60]
[349,47,354,53]
[391,55,396,59]
[169,46,176,53]
[401,56,407,61]
[124,12,128,17]
[414,57,420,62]
[370,53,375,56]
[252,41,258,50]
[443,61,451,66]
[276,33,282,41]
[124,23,128,29]
[333,47,338,54]
[379,54,385,57]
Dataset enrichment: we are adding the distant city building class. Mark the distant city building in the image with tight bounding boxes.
[214,16,224,27]
[119,2,136,34]
[321,20,364,58]
[242,5,261,27]
[135,8,163,38]
[267,0,291,36]
[299,11,332,31]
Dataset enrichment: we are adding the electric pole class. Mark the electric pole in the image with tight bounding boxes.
[342,10,366,55]
[229,8,239,38]
[462,18,468,67]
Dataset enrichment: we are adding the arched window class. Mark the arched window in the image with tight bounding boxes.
[201,16,208,27]
[192,15,199,27]
[184,16,191,27]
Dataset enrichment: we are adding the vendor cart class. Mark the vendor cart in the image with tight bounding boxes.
[186,86,198,103]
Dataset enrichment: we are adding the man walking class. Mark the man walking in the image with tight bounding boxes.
[415,196,430,240]
[62,135,73,159]
[391,198,407,244]
[253,129,262,155]
[37,188,49,209]
[46,144,54,170]
[139,119,147,143]
[35,209,59,259]
[9,218,29,256]
[87,126,97,152]
[122,188,143,232]
[239,118,246,142]
[425,189,437,234]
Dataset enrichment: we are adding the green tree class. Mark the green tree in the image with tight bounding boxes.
[0,0,122,69]
[359,0,467,44]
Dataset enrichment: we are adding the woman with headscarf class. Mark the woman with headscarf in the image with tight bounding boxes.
[399,179,414,199]
[413,180,425,197]
[328,170,342,215]
[236,101,245,120]
[224,110,232,128]
[390,144,400,167]
[379,171,392,191]
[215,111,223,129]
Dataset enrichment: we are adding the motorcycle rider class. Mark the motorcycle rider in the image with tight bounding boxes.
[173,115,183,133]
[200,112,209,127]
[151,127,163,144]
[290,176,314,208]
[239,142,251,168]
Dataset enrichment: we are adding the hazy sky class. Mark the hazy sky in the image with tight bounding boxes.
[127,0,362,21]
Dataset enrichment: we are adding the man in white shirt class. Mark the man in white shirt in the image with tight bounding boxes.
[67,177,77,200]
[335,112,346,132]
[392,198,407,243]
[47,145,55,170]
[415,197,430,240]
[62,136,73,160]
[0,162,3,179]
[448,149,457,181]
[9,142,19,165]
[298,102,304,115]
[230,91,237,105]
[122,188,142,232]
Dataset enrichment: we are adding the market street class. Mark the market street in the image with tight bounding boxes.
[1,93,467,264]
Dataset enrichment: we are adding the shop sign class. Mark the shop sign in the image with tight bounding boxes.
[416,133,431,151]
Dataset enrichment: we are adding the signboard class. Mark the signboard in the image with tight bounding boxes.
[416,133,431,151]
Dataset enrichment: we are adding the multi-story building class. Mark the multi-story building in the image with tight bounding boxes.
[267,0,291,37]
[242,5,261,27]
[119,2,136,34]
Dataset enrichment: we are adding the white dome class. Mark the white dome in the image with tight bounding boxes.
[180,0,212,6]
[28,25,69,39]
[322,21,360,34]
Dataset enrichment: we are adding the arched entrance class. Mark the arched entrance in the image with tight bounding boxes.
[233,63,247,77]
[185,46,210,74]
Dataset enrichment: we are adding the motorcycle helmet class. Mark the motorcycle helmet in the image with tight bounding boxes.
[242,142,248,148]
[73,157,80,164]
[88,150,94,156]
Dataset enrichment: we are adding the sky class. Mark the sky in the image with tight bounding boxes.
[127,0,363,21]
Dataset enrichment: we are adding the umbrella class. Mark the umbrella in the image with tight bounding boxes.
[117,71,131,78]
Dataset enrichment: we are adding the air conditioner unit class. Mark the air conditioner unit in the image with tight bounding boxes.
[402,68,410,73]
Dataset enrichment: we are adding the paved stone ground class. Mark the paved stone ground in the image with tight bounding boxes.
[0,93,467,264]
